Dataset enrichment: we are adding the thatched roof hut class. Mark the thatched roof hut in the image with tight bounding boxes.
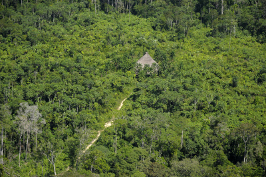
[136,52,158,68]
[136,52,159,74]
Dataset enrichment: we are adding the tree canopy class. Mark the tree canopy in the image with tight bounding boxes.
[0,0,266,176]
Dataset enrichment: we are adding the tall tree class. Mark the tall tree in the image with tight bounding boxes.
[0,104,11,165]
[233,123,259,163]
[16,102,44,161]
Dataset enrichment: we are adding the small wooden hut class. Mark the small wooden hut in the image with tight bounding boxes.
[136,52,158,67]
[136,52,159,74]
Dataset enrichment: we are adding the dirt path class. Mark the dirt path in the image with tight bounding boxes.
[117,97,127,110]
[81,97,127,153]
[59,96,129,175]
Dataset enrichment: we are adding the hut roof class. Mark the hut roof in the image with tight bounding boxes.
[137,52,157,67]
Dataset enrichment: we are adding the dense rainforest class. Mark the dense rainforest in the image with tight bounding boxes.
[0,0,266,176]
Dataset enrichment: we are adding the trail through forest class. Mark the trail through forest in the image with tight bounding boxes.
[62,97,129,175]
[82,97,127,153]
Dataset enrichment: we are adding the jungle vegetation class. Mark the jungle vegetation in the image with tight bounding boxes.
[0,0,266,176]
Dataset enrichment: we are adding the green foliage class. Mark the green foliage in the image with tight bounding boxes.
[171,158,212,177]
[0,164,3,177]
[257,65,266,84]
[84,149,110,173]
[0,0,265,176]
[132,171,146,177]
